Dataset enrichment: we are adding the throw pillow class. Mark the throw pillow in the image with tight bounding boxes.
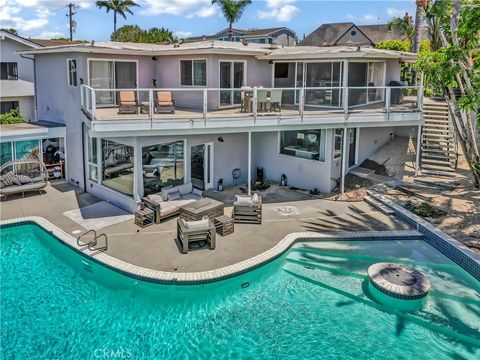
[30,176,45,183]
[235,195,253,205]
[17,175,33,184]
[12,175,22,186]
[252,194,259,204]
[147,194,163,204]
[167,190,181,201]
[185,218,209,230]
[0,171,16,187]
[192,188,203,197]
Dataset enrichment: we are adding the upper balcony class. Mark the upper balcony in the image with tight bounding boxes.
[81,84,423,134]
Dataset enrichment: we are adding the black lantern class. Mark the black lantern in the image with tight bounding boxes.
[281,174,287,187]
[218,178,224,191]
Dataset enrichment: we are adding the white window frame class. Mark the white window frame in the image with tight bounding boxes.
[179,59,207,87]
[218,59,247,108]
[277,129,326,163]
[67,59,77,87]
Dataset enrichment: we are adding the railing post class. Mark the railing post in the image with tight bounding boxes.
[85,88,90,115]
[418,85,424,111]
[253,87,257,123]
[91,89,96,120]
[386,87,391,117]
[343,87,349,117]
[203,89,208,125]
[80,85,84,109]
[299,87,304,122]
[149,89,153,127]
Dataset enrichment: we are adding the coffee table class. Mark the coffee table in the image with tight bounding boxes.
[179,198,224,222]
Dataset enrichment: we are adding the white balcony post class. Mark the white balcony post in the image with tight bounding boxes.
[85,88,90,115]
[253,87,258,123]
[415,125,422,177]
[247,131,252,196]
[343,87,349,116]
[80,85,84,108]
[386,87,391,116]
[299,87,304,121]
[203,89,208,125]
[149,89,153,122]
[340,127,348,194]
[91,89,96,120]
[418,85,424,111]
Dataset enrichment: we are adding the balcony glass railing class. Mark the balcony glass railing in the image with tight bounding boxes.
[80,85,423,123]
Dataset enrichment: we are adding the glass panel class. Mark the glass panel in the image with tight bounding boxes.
[180,60,192,86]
[142,141,184,196]
[0,142,13,166]
[90,61,114,105]
[219,62,231,106]
[89,165,98,182]
[115,62,136,88]
[68,60,77,86]
[334,129,343,159]
[101,139,134,197]
[88,136,98,164]
[0,101,19,114]
[42,138,65,180]
[15,140,39,161]
[191,144,205,190]
[193,60,206,86]
[348,62,368,107]
[233,62,244,104]
[279,130,321,161]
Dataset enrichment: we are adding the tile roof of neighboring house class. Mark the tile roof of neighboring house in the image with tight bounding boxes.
[0,79,35,97]
[185,27,296,41]
[300,22,428,46]
[29,39,86,47]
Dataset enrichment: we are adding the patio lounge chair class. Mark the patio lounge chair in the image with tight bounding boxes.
[155,91,175,114]
[232,194,262,224]
[0,160,48,199]
[177,216,216,254]
[118,91,138,114]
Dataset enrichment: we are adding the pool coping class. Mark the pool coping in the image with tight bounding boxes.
[1,216,424,285]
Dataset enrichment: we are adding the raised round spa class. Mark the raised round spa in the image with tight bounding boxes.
[367,262,431,311]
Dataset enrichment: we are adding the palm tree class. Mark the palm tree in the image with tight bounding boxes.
[96,0,140,33]
[387,12,415,51]
[413,0,430,53]
[211,0,252,40]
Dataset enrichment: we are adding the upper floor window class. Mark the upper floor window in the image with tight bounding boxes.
[1,62,18,80]
[180,60,206,86]
[67,59,77,87]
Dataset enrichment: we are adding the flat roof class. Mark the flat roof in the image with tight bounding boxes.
[19,40,416,61]
[0,79,35,97]
[0,121,65,141]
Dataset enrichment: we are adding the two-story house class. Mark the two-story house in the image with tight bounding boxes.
[186,27,297,46]
[15,40,422,212]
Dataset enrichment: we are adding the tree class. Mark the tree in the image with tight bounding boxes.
[416,0,480,187]
[388,12,415,51]
[1,28,18,35]
[211,0,252,40]
[413,0,430,52]
[111,25,176,43]
[96,0,140,32]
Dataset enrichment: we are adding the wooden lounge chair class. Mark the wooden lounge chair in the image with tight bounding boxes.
[232,194,262,224]
[118,91,137,114]
[177,216,216,254]
[155,91,175,114]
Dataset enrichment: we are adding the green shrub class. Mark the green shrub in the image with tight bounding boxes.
[0,108,24,125]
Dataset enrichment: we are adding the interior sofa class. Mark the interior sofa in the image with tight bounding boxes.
[142,183,203,223]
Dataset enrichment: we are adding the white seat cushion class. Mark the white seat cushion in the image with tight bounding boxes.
[234,195,254,205]
[158,202,178,216]
[178,183,193,195]
[185,218,209,230]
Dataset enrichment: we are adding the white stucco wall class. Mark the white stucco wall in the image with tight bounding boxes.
[0,37,35,82]
[0,96,34,121]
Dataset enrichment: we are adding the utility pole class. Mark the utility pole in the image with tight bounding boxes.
[66,3,77,41]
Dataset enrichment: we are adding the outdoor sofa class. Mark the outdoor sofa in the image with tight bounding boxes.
[0,160,48,199]
[142,183,203,223]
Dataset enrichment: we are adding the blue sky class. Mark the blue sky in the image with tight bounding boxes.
[0,1,416,41]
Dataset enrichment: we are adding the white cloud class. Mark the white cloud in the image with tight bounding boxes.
[257,0,300,22]
[36,30,66,39]
[174,31,192,39]
[140,0,217,18]
[387,8,409,18]
[0,1,92,35]
[346,13,378,23]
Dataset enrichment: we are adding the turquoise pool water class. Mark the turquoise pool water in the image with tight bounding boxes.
[1,223,479,359]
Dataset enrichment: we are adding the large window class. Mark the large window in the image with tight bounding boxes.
[101,139,134,196]
[142,141,184,196]
[0,101,19,114]
[0,142,13,167]
[279,130,325,161]
[180,60,206,86]
[1,62,18,80]
[15,140,39,161]
[67,59,77,87]
[87,136,98,182]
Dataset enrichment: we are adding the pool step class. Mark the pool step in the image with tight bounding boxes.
[364,196,395,215]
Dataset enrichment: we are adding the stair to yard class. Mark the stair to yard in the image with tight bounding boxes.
[421,101,458,176]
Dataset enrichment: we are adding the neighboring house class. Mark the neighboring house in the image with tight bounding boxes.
[0,30,40,122]
[300,22,428,47]
[186,27,297,46]
[14,40,422,212]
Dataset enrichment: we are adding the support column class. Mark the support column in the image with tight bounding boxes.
[133,138,143,202]
[248,131,252,196]
[340,127,348,194]
[415,125,422,176]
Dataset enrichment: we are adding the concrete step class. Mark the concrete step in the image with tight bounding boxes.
[423,128,453,135]
[364,196,395,215]
[424,115,450,121]
[422,169,457,177]
[422,152,456,161]
[423,134,454,140]
[421,158,455,167]
[422,164,456,173]
[424,104,449,110]
[424,124,452,130]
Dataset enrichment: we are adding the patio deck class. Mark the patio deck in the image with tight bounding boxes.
[0,184,412,272]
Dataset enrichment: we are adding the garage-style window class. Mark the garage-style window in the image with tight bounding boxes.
[180,60,206,86]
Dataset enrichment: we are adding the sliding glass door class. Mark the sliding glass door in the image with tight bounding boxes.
[89,60,137,106]
[219,61,244,107]
[348,61,385,107]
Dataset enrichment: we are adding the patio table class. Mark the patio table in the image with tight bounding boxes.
[179,198,224,222]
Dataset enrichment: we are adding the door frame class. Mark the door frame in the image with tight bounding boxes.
[218,59,247,109]
[190,142,214,190]
[348,127,360,169]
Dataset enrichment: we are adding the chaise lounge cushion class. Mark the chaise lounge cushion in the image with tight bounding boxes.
[17,175,33,184]
[0,171,16,188]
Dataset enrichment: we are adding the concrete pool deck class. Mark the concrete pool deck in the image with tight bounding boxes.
[0,183,412,273]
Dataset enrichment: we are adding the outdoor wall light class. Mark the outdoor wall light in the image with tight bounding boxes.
[218,137,224,142]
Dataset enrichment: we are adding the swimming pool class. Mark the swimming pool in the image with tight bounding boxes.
[1,223,479,359]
